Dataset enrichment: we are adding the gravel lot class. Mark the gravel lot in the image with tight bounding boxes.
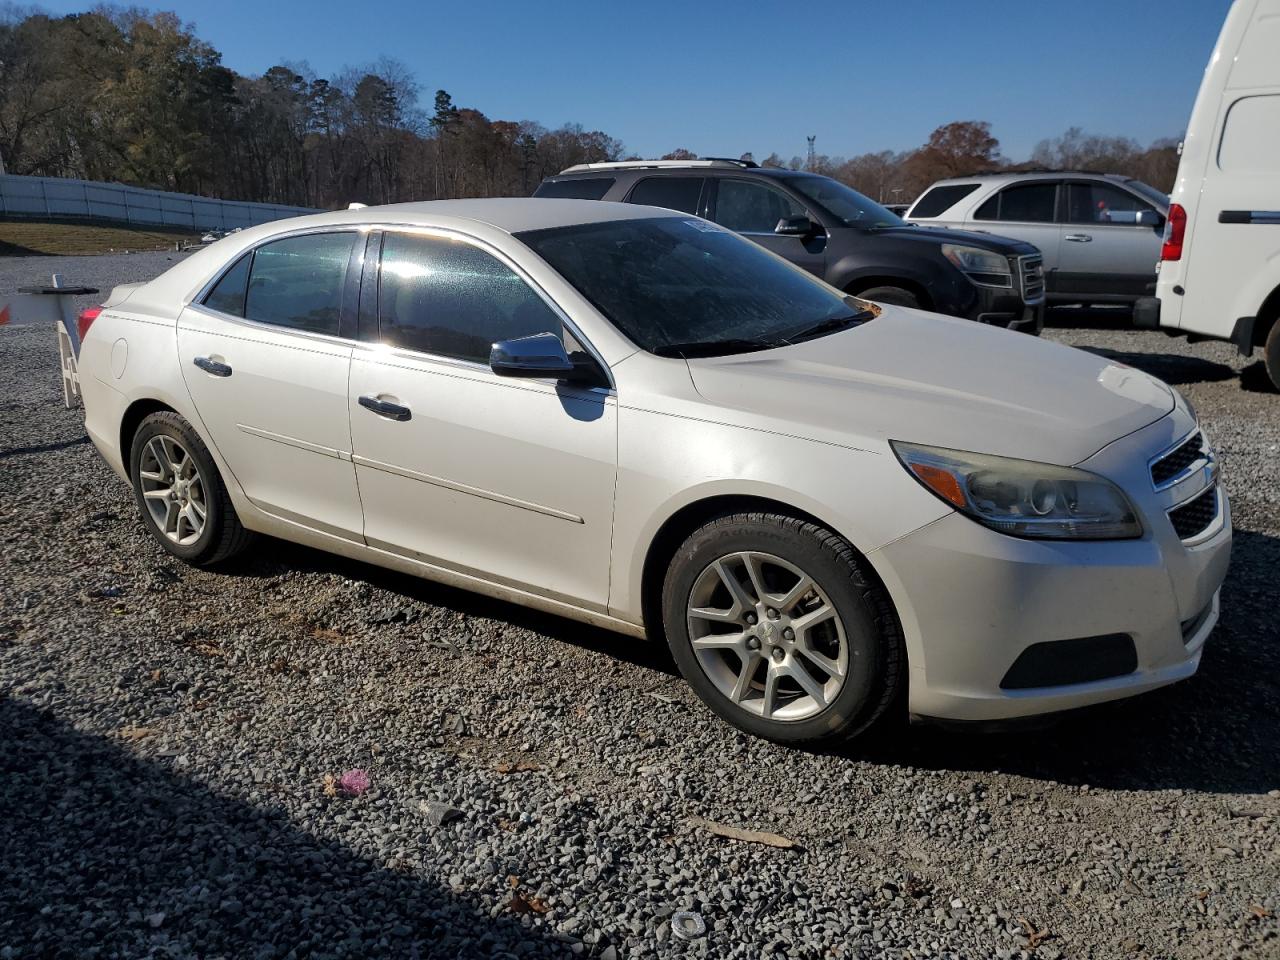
[1,253,1277,960]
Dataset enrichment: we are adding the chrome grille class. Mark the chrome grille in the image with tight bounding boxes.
[1168,486,1218,541]
[1016,255,1044,302]
[1150,431,1208,490]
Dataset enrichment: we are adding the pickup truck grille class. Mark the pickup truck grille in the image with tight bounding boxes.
[1016,255,1044,302]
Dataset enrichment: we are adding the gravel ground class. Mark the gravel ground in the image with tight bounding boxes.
[1,254,1277,960]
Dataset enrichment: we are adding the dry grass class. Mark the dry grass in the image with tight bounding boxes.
[0,219,201,256]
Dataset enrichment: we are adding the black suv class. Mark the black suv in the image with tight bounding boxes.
[534,159,1045,333]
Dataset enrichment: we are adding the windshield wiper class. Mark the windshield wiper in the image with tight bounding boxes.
[653,337,790,358]
[783,311,875,344]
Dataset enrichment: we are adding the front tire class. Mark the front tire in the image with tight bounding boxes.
[129,412,252,565]
[853,285,921,309]
[661,513,902,745]
[1265,320,1280,392]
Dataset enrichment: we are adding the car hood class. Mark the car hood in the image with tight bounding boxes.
[685,310,1173,466]
[874,223,1038,255]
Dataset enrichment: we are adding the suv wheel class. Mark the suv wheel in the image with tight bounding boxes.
[661,512,902,745]
[129,412,253,565]
[854,285,920,309]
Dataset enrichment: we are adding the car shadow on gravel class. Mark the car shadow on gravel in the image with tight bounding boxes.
[1075,346,1237,387]
[230,538,681,678]
[0,695,569,959]
[851,528,1280,796]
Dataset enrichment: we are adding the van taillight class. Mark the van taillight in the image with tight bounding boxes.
[76,306,103,342]
[1161,204,1187,261]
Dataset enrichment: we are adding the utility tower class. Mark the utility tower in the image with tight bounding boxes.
[806,136,816,172]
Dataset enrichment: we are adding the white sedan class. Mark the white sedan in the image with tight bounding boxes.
[74,199,1231,744]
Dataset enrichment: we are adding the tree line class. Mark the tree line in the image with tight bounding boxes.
[0,8,1180,211]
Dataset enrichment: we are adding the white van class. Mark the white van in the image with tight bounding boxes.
[1135,0,1280,390]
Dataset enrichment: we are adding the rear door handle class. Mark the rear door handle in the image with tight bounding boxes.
[193,356,232,377]
[1064,233,1093,242]
[358,395,412,421]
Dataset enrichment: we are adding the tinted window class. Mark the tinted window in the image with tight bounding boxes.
[713,179,807,233]
[534,177,615,200]
[518,217,870,357]
[782,175,901,228]
[1065,182,1156,225]
[243,232,355,336]
[378,232,563,363]
[910,183,980,218]
[975,182,1057,223]
[627,177,704,214]
[203,253,250,316]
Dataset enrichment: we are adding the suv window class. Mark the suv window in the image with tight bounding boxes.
[1065,182,1155,225]
[626,177,704,214]
[974,182,1057,223]
[535,177,615,200]
[378,232,563,364]
[203,253,251,316]
[713,179,806,233]
[242,232,356,336]
[910,183,980,218]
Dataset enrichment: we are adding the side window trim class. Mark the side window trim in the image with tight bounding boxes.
[191,227,361,344]
[373,226,614,391]
[356,230,383,342]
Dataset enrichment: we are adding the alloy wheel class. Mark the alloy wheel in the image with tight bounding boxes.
[137,435,207,546]
[685,551,849,721]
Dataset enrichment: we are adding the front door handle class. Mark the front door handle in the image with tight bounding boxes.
[1064,233,1093,243]
[358,395,412,421]
[193,356,232,377]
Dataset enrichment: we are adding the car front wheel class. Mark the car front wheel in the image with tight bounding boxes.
[661,512,902,745]
[129,411,252,565]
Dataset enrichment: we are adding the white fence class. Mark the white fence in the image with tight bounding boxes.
[0,174,317,232]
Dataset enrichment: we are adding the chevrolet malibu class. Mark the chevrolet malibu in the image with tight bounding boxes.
[75,199,1231,744]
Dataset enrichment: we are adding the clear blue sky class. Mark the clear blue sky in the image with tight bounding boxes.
[38,0,1231,161]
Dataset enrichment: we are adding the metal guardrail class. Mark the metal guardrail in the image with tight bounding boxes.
[0,174,316,231]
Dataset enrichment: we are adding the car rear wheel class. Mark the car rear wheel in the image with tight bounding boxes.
[129,412,252,565]
[854,285,920,309]
[661,512,902,745]
[1265,320,1280,392]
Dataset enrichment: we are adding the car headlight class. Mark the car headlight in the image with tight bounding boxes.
[891,441,1142,540]
[941,243,1012,287]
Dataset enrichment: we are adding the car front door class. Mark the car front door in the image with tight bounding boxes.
[1057,180,1163,299]
[177,230,365,538]
[347,229,618,611]
[709,178,827,275]
[970,180,1063,291]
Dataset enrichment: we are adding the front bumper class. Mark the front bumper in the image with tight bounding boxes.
[869,412,1231,721]
[967,284,1044,335]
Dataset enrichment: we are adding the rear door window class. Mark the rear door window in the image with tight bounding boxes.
[203,254,251,317]
[626,177,705,215]
[712,179,807,233]
[534,178,615,200]
[909,183,980,218]
[242,232,356,336]
[974,182,1057,223]
[1064,182,1156,225]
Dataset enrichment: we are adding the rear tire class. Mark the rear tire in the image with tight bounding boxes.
[1265,321,1280,392]
[129,412,252,566]
[661,512,902,745]
[853,285,921,309]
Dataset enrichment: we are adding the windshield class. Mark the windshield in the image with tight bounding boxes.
[1125,179,1170,211]
[517,217,873,357]
[781,175,904,228]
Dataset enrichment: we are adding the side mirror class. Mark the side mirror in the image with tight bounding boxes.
[490,332,576,379]
[774,215,814,236]
[1135,209,1164,228]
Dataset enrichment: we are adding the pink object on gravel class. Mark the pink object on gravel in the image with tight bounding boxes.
[338,768,371,796]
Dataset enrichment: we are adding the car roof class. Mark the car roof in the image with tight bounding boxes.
[270,198,673,235]
[925,170,1136,187]
[546,163,803,181]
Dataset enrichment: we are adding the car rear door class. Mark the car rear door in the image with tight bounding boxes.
[1056,180,1163,298]
[347,228,618,611]
[707,177,827,275]
[969,180,1062,291]
[177,230,365,538]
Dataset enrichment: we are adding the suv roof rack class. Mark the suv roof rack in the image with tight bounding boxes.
[558,157,758,175]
